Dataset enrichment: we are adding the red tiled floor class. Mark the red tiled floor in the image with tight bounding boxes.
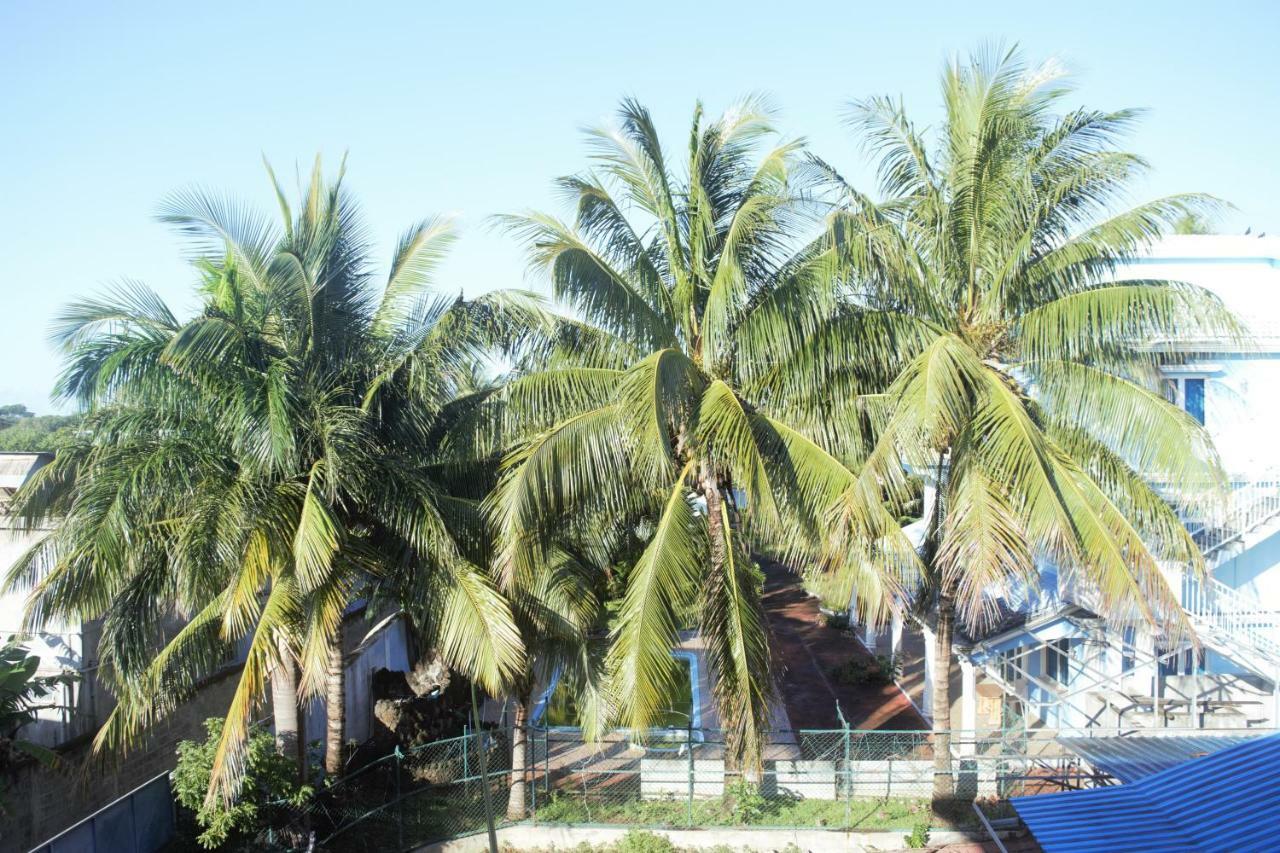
[761,558,928,732]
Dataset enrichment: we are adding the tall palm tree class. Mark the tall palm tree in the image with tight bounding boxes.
[5,159,525,801]
[491,99,914,771]
[810,46,1243,801]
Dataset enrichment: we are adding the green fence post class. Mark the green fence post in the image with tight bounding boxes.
[395,746,405,852]
[836,703,852,828]
[686,722,695,827]
[530,724,537,821]
[462,724,471,794]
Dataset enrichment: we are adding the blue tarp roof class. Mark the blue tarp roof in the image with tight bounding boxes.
[1057,734,1262,783]
[1012,733,1280,852]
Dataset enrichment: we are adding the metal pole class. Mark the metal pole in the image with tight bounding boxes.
[470,683,498,853]
[844,722,852,827]
[462,724,471,792]
[686,721,695,827]
[530,724,537,819]
[395,747,405,852]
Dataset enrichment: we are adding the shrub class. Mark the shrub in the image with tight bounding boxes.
[831,654,900,686]
[817,609,850,630]
[721,779,766,823]
[614,830,678,853]
[904,821,931,848]
[173,718,313,849]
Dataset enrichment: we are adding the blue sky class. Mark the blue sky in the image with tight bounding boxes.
[2,0,1277,411]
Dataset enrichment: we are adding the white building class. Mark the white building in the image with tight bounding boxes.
[0,452,102,747]
[866,235,1280,735]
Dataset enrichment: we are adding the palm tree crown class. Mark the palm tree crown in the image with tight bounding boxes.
[812,46,1243,799]
[6,159,524,801]
[492,99,912,767]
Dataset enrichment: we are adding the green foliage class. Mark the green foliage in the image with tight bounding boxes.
[0,406,82,452]
[173,718,312,849]
[6,158,529,803]
[493,97,915,771]
[818,44,1241,639]
[904,821,931,848]
[830,654,901,687]
[0,639,76,780]
[721,779,767,824]
[613,830,678,853]
[0,645,80,818]
[533,790,950,831]
[817,609,850,630]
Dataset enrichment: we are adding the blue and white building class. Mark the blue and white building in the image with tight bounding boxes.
[865,235,1280,735]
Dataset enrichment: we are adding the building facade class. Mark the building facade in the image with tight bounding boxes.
[860,235,1280,735]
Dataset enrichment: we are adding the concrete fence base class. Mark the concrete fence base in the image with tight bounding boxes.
[416,824,995,853]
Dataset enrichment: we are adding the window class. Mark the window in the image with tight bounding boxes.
[1045,638,1072,685]
[1183,647,1206,675]
[1120,626,1136,673]
[1161,375,1209,425]
[1184,378,1205,425]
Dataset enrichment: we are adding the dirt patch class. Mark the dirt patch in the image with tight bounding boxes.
[761,558,927,732]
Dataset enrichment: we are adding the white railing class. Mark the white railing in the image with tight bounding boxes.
[1179,571,1280,666]
[1183,471,1280,567]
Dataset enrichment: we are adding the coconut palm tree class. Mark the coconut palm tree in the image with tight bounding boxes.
[5,158,525,802]
[809,46,1243,801]
[491,99,915,771]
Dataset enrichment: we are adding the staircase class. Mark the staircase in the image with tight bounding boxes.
[1176,471,1280,679]
[1178,572,1280,678]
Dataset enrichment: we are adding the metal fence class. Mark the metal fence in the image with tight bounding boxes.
[30,772,174,853]
[274,724,1105,852]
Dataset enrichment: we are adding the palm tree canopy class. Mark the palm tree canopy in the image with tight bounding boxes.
[492,99,915,765]
[811,46,1245,632]
[5,158,530,801]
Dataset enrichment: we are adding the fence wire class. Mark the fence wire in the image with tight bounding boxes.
[256,723,1129,851]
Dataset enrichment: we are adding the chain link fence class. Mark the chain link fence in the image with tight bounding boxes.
[260,723,1131,851]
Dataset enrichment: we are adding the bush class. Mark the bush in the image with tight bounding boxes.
[721,780,766,824]
[614,830,678,853]
[173,718,313,850]
[817,609,850,630]
[904,821,931,848]
[830,654,901,686]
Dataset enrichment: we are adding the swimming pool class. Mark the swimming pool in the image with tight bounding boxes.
[530,649,704,745]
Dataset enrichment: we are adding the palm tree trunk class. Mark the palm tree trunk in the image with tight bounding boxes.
[701,472,763,783]
[271,636,306,781]
[506,692,532,820]
[324,626,346,777]
[931,580,958,804]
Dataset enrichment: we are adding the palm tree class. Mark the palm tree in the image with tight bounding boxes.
[810,46,1243,802]
[497,511,655,819]
[491,99,914,772]
[5,158,525,801]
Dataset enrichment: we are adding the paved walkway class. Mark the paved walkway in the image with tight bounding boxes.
[761,558,927,732]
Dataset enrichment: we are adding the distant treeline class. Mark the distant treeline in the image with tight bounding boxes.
[0,404,81,453]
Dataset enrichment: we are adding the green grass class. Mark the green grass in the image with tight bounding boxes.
[532,790,970,831]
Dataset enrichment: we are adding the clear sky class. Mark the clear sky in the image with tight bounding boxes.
[2,0,1277,411]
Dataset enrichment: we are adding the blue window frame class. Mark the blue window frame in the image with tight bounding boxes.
[1184,378,1205,425]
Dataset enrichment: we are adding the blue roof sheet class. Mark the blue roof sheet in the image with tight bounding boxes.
[1012,733,1280,852]
[1057,734,1262,783]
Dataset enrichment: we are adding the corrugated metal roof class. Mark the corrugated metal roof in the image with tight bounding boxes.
[1058,734,1263,783]
[1013,733,1280,852]
[0,452,51,488]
